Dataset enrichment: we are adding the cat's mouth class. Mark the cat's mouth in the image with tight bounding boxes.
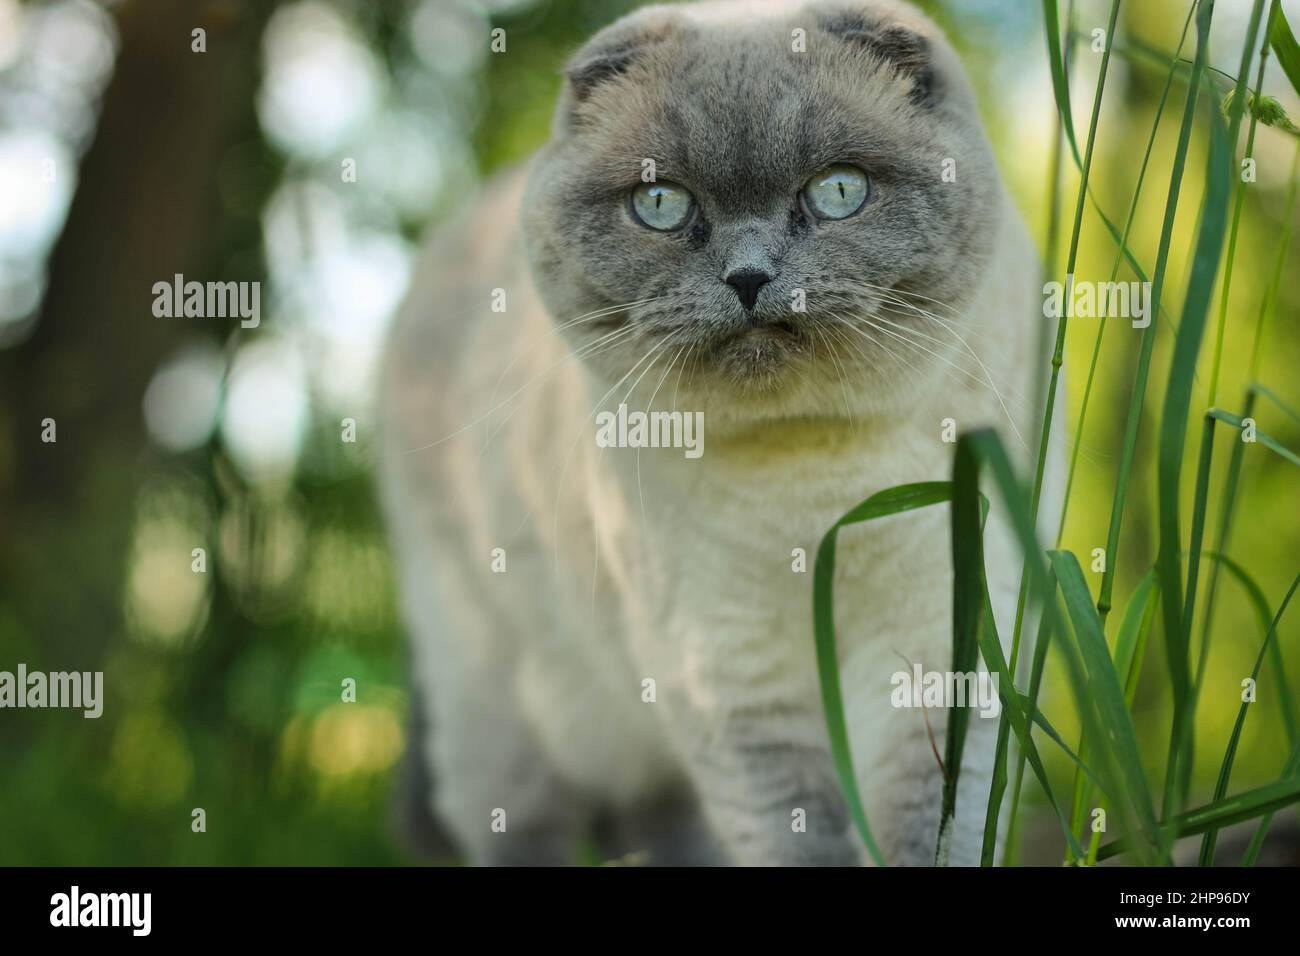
[697,317,813,382]
[713,317,803,345]
[749,319,800,337]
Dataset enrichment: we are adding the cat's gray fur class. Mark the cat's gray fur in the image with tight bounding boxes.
[379,0,1060,866]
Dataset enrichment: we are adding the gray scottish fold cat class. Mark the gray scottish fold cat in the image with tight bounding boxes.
[379,0,1060,865]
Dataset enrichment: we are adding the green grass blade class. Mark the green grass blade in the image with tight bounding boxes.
[1097,0,1219,627]
[1003,1,1122,827]
[1003,1,1123,864]
[949,433,1087,862]
[1003,592,1056,863]
[1061,0,1121,290]
[1255,382,1300,424]
[1270,3,1300,96]
[1063,567,1159,862]
[812,481,955,865]
[1096,776,1300,861]
[1157,25,1242,817]
[1207,409,1300,467]
[1201,549,1298,745]
[1026,699,1104,794]
[1050,550,1163,861]
[1198,572,1300,865]
[1208,2,1277,407]
[1089,571,1161,866]
[980,714,1012,866]
[1041,0,1081,164]
[975,593,1086,862]
[1243,738,1300,864]
[1250,144,1300,377]
[1174,414,1218,803]
[1192,149,1300,793]
[1031,4,1191,865]
[1056,3,1197,544]
[1182,416,1217,661]
[1115,568,1160,700]
[962,430,1123,861]
[940,436,986,864]
[1189,394,1258,792]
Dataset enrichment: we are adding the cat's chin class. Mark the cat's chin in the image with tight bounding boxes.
[705,323,811,390]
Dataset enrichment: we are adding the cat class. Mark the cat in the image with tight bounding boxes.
[378,0,1061,866]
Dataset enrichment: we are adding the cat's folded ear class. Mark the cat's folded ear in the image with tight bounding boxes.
[818,9,939,107]
[556,12,676,131]
[565,38,643,102]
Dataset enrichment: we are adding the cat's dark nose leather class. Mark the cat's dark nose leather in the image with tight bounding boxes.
[724,268,773,311]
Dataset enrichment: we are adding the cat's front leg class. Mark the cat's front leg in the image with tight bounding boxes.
[674,705,864,866]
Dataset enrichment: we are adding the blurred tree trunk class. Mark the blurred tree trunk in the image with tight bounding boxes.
[0,0,269,662]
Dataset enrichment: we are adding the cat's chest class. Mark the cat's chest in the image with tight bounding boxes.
[624,438,952,628]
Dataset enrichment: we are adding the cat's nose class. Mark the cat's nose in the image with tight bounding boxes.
[724,268,773,311]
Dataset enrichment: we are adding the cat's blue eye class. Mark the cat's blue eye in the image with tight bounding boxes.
[803,165,870,220]
[630,182,694,231]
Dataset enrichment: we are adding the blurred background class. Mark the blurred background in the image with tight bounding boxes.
[0,0,1296,865]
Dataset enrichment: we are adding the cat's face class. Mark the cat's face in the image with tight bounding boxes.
[523,0,1003,425]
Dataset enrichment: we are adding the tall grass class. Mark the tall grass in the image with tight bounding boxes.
[812,0,1300,865]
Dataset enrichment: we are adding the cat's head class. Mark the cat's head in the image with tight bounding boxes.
[523,0,1004,426]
